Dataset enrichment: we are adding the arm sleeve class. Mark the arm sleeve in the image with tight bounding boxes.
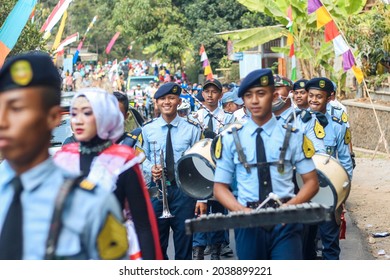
[214,135,235,185]
[336,125,353,180]
[114,165,163,260]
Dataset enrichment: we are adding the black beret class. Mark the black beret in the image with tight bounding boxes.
[293,79,309,91]
[203,79,222,92]
[0,51,62,93]
[238,68,274,98]
[154,82,181,99]
[305,77,334,94]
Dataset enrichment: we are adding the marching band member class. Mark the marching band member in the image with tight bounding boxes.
[191,79,236,260]
[0,52,128,260]
[293,79,309,110]
[54,88,162,260]
[307,77,353,260]
[213,68,319,260]
[137,82,201,260]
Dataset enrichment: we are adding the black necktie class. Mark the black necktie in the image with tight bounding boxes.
[0,176,23,260]
[207,114,213,132]
[256,128,272,202]
[165,124,175,182]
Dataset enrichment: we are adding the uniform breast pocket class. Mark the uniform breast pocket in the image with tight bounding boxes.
[234,147,256,174]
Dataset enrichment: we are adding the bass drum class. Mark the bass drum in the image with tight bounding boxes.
[175,138,215,200]
[296,153,351,210]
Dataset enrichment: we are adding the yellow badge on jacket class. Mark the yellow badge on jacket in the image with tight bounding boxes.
[314,119,325,139]
[302,135,315,158]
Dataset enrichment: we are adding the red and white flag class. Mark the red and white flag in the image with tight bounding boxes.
[40,0,72,37]
[55,32,79,55]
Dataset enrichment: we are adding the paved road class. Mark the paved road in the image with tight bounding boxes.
[167,206,374,260]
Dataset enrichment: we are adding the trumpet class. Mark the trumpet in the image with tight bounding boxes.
[159,149,174,219]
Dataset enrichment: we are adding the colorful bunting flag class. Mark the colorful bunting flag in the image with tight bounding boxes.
[199,44,213,80]
[0,0,37,66]
[52,10,68,51]
[55,32,79,55]
[307,0,365,84]
[105,32,121,54]
[73,15,97,64]
[286,5,296,81]
[40,0,73,39]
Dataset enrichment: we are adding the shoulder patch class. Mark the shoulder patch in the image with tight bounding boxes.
[137,133,143,147]
[314,119,325,139]
[302,135,315,159]
[212,135,223,160]
[341,111,348,123]
[127,132,138,140]
[344,128,351,145]
[97,213,128,260]
[186,118,200,127]
[79,179,96,191]
[332,116,342,125]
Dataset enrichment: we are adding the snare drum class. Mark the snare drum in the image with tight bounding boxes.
[175,138,215,199]
[296,153,351,210]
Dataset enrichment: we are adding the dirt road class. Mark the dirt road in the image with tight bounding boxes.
[346,151,390,260]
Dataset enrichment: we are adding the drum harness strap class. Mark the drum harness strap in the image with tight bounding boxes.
[231,127,251,173]
[44,175,83,260]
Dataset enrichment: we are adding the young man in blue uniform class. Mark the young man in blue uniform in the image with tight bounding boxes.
[0,51,128,260]
[138,82,201,260]
[307,77,353,260]
[213,68,319,260]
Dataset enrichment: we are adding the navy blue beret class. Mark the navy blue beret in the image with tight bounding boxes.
[293,79,309,91]
[0,51,62,93]
[154,82,181,99]
[203,79,222,92]
[305,77,334,94]
[238,68,274,98]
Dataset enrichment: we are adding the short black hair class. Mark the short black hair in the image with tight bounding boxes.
[113,91,129,113]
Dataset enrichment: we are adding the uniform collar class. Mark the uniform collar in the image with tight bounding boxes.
[248,115,277,137]
[158,114,181,127]
[278,106,293,121]
[0,157,56,192]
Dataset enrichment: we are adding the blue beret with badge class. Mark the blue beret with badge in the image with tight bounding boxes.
[293,79,308,91]
[238,68,274,98]
[305,77,334,94]
[0,51,62,93]
[154,82,181,99]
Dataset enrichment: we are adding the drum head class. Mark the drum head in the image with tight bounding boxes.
[176,154,215,200]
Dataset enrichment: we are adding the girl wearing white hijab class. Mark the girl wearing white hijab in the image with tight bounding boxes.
[54,88,162,260]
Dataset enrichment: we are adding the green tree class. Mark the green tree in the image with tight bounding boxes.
[219,0,367,83]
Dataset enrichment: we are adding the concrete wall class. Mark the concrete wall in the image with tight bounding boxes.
[343,99,390,153]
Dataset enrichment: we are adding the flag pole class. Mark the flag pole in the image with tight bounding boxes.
[316,0,389,156]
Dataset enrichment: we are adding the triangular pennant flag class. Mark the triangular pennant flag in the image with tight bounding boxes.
[333,35,349,56]
[316,6,332,29]
[324,20,340,42]
[308,0,323,14]
[342,50,355,71]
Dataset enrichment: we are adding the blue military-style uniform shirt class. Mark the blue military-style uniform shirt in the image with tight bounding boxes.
[322,112,353,179]
[138,114,201,183]
[327,103,350,128]
[214,116,315,206]
[0,158,126,259]
[191,107,236,134]
[276,107,326,153]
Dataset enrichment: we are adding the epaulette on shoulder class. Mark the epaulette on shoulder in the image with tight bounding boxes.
[126,132,139,140]
[332,116,342,124]
[186,118,200,127]
[142,118,156,127]
[79,179,96,191]
[225,123,243,134]
[282,123,299,133]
